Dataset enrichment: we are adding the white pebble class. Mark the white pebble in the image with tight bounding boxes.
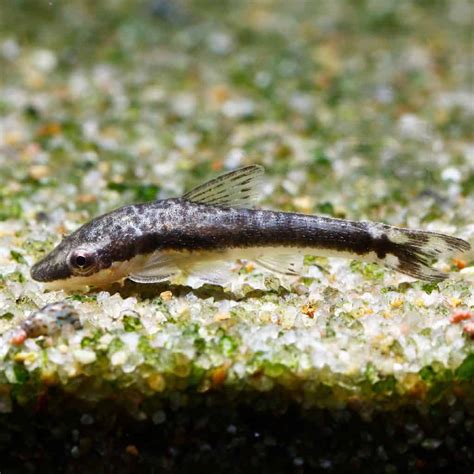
[111,350,127,366]
[73,349,97,365]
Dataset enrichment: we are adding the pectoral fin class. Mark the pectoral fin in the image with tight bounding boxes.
[129,252,184,284]
[128,272,175,284]
[128,251,233,285]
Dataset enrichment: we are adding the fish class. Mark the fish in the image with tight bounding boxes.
[30,165,471,290]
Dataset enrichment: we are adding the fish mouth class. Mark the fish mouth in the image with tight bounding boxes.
[33,261,133,291]
[30,261,50,282]
[30,258,72,283]
[42,278,90,291]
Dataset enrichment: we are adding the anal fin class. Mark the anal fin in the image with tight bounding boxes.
[255,253,304,276]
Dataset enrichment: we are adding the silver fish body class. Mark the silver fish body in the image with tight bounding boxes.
[30,165,471,289]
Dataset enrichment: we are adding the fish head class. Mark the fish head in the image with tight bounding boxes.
[30,234,98,286]
[30,234,127,290]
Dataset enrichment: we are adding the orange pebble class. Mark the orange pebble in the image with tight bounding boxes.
[452,258,467,270]
[37,122,61,137]
[211,365,228,386]
[211,161,224,171]
[302,304,317,318]
[76,194,97,204]
[125,445,139,456]
[10,329,27,346]
[449,310,473,324]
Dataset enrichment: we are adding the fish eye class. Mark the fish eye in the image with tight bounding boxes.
[68,249,97,274]
[75,255,88,267]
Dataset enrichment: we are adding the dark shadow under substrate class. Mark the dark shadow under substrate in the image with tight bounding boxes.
[0,391,472,474]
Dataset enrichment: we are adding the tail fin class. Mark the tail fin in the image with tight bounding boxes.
[377,226,471,282]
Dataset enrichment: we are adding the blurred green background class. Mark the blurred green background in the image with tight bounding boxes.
[1,0,472,226]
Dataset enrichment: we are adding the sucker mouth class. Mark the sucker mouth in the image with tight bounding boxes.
[30,262,50,282]
[36,261,134,291]
[42,278,91,291]
[30,258,73,283]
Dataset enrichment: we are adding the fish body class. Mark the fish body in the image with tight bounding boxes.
[31,165,471,290]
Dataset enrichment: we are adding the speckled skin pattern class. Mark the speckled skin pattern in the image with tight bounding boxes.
[30,198,470,283]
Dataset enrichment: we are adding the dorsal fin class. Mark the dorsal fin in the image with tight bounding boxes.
[182,165,264,208]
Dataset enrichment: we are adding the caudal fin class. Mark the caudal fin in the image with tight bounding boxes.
[378,226,471,282]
